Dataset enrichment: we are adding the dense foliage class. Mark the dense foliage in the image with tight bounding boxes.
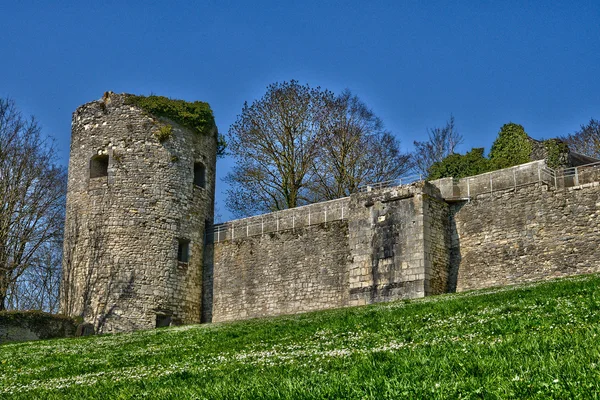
[125,95,226,155]
[489,123,532,169]
[428,148,490,180]
[426,122,572,180]
[1,274,600,398]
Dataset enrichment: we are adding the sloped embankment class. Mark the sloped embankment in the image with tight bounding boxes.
[1,274,599,399]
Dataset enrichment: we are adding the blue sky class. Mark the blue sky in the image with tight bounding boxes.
[2,1,599,221]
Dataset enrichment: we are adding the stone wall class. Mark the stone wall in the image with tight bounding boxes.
[423,191,451,295]
[348,184,430,306]
[206,221,351,323]
[207,183,441,322]
[60,101,600,332]
[0,312,77,344]
[453,182,600,291]
[61,93,216,333]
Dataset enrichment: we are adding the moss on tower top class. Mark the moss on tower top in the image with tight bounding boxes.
[124,94,226,155]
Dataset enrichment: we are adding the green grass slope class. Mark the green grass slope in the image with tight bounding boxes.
[2,274,600,399]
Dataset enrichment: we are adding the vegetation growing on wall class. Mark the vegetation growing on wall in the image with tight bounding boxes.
[543,139,570,168]
[155,124,173,142]
[428,148,491,180]
[125,95,226,155]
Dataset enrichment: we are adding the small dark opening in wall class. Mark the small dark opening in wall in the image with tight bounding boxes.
[155,314,172,328]
[177,239,190,263]
[90,154,109,178]
[194,162,206,188]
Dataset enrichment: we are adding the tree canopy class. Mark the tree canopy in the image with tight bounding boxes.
[225,81,411,217]
[428,148,490,180]
[489,123,532,169]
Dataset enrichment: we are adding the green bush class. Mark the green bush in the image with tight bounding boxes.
[428,148,491,180]
[489,123,532,169]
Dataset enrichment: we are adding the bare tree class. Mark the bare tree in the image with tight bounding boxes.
[560,118,600,159]
[0,97,67,311]
[6,238,63,313]
[413,115,463,177]
[308,90,412,200]
[226,82,413,217]
[225,81,332,217]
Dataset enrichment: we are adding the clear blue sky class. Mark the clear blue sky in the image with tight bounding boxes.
[2,1,599,221]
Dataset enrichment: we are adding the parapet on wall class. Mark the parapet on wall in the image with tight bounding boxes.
[451,181,600,291]
[204,183,450,323]
[205,160,600,323]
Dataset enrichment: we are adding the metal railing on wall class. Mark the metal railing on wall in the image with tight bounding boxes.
[451,160,600,198]
[208,160,600,243]
[207,198,349,243]
[357,174,423,192]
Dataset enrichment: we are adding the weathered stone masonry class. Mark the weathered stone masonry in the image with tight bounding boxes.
[207,164,599,324]
[61,93,216,333]
[206,183,456,323]
[452,182,600,291]
[61,94,600,332]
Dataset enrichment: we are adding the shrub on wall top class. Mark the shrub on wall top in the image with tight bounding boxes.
[489,123,533,169]
[428,148,491,180]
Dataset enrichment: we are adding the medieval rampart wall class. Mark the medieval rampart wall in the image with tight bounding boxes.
[206,161,599,324]
[452,181,600,291]
[206,183,447,323]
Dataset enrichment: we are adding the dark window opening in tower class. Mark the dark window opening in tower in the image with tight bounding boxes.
[177,239,190,263]
[90,154,109,178]
[194,162,206,188]
[155,313,172,328]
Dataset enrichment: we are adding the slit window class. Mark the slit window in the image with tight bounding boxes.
[90,154,109,178]
[177,239,190,263]
[194,162,206,188]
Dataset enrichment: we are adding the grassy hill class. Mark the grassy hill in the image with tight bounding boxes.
[1,274,600,399]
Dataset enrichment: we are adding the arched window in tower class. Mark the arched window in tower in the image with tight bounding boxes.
[90,154,109,178]
[194,162,206,188]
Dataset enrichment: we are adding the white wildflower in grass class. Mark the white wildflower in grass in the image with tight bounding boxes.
[1,273,599,398]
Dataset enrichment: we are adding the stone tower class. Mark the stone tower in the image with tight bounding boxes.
[61,92,217,333]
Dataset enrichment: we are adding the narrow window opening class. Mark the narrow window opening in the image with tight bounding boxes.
[177,239,190,263]
[194,162,206,188]
[90,154,109,178]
